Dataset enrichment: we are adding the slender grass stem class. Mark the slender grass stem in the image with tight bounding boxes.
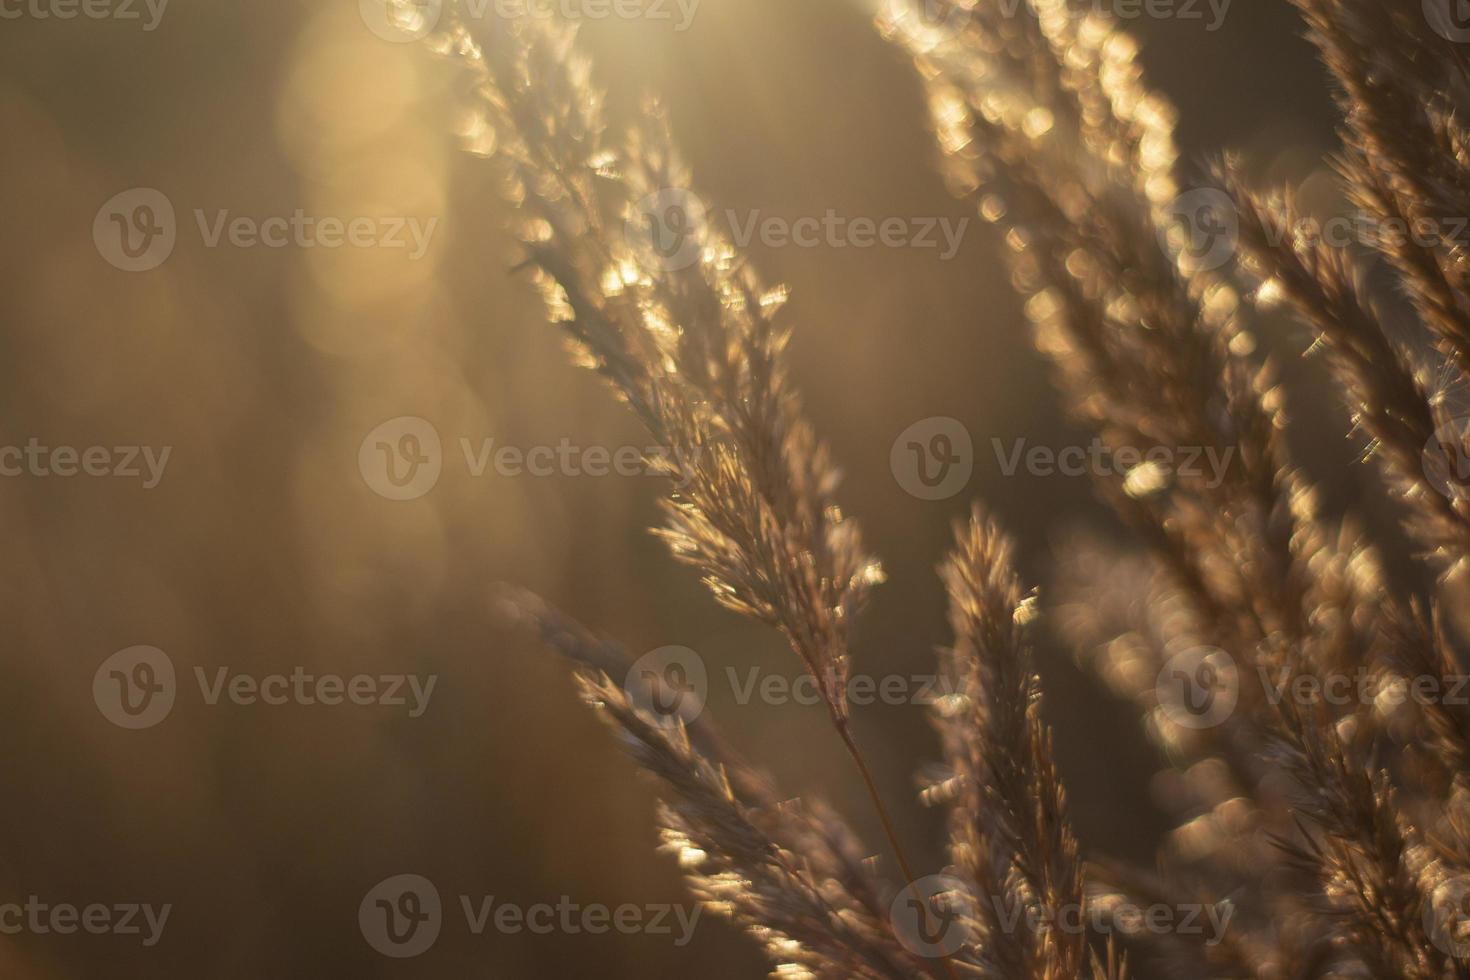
[835,719,961,980]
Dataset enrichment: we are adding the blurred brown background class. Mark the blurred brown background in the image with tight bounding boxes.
[0,0,1373,976]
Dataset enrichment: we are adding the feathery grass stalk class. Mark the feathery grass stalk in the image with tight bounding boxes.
[427,8,882,719]
[416,7,960,975]
[499,588,933,978]
[938,506,1090,977]
[1285,0,1470,380]
[1217,160,1470,564]
[882,0,1465,972]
